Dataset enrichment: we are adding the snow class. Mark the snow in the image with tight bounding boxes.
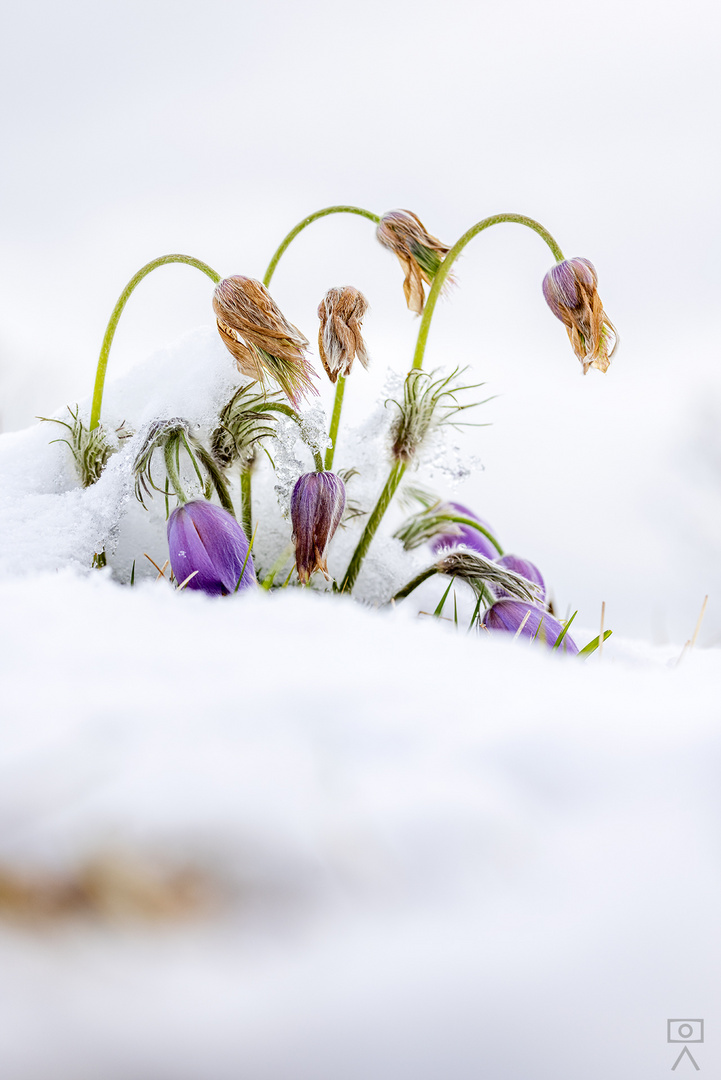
[0,331,720,1079]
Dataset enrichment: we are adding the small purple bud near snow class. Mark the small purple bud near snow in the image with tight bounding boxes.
[492,554,546,602]
[429,502,498,560]
[167,500,256,596]
[291,472,346,584]
[484,600,578,654]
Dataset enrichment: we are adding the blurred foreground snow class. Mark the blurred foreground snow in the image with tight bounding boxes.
[0,576,720,1079]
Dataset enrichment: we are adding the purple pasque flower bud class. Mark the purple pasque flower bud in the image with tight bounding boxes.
[167,500,256,596]
[291,472,346,584]
[484,599,578,654]
[492,554,546,603]
[429,502,498,560]
[542,257,617,374]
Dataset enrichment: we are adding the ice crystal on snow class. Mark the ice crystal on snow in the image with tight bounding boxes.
[273,417,306,519]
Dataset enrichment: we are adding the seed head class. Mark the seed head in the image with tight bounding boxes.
[213,276,317,407]
[542,258,617,374]
[317,286,369,383]
[376,209,452,314]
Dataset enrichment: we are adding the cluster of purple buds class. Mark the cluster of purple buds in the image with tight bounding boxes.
[429,503,577,653]
[167,500,256,596]
[290,471,346,584]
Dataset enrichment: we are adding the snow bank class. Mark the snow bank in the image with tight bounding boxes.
[0,572,719,1079]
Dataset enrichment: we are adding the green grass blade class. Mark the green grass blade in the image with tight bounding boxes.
[434,577,455,617]
[235,523,258,593]
[578,629,613,657]
[553,610,577,650]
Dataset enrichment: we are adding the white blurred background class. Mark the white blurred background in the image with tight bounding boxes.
[1,0,719,642]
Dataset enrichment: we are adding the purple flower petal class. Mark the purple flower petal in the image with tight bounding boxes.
[167,500,256,596]
[484,600,578,654]
[291,472,346,584]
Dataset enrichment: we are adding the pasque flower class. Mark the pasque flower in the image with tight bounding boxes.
[428,502,499,560]
[542,258,617,374]
[376,210,452,314]
[317,286,369,383]
[290,472,346,584]
[167,500,256,595]
[213,276,317,407]
[484,599,577,653]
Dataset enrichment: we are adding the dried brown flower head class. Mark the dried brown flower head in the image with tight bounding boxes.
[317,286,370,383]
[213,276,317,407]
[542,258,618,374]
[376,209,452,314]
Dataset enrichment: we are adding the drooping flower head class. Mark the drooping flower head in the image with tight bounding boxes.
[484,599,577,653]
[542,258,617,374]
[167,500,256,596]
[290,472,346,584]
[213,276,317,408]
[491,554,546,602]
[317,286,370,384]
[434,551,539,605]
[428,502,499,560]
[376,210,452,314]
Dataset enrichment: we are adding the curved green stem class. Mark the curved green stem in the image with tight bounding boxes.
[340,461,406,594]
[391,565,437,602]
[324,375,346,470]
[263,402,325,471]
[412,214,565,371]
[192,443,236,517]
[434,514,504,556]
[262,206,380,287]
[240,467,253,540]
[164,440,188,505]
[90,254,221,430]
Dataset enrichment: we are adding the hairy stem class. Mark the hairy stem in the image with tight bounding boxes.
[391,565,438,602]
[164,440,188,505]
[324,375,346,470]
[193,443,236,516]
[412,214,565,371]
[240,466,253,540]
[340,461,406,594]
[262,206,380,287]
[90,254,221,430]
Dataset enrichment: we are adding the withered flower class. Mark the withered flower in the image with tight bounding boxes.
[542,258,618,374]
[213,276,317,407]
[290,472,346,584]
[376,210,452,314]
[317,286,369,383]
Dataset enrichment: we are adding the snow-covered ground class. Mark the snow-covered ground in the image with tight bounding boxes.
[1,576,720,1079]
[1,329,719,1079]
